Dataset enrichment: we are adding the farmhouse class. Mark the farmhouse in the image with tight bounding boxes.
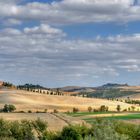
[0,81,3,87]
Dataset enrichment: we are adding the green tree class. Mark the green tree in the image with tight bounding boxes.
[8,105,16,112]
[100,105,108,112]
[116,105,121,112]
[3,104,16,112]
[73,108,79,113]
[92,119,128,140]
[60,126,81,140]
[88,106,92,112]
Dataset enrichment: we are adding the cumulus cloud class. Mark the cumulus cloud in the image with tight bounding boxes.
[24,24,66,37]
[0,0,140,86]
[0,24,140,86]
[1,28,21,35]
[0,0,140,25]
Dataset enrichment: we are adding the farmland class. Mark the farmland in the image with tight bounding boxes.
[0,89,135,112]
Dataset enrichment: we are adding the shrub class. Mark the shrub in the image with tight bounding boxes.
[114,121,140,140]
[92,119,129,140]
[20,120,35,140]
[44,109,47,113]
[88,106,92,112]
[59,126,81,140]
[0,119,11,137]
[73,108,79,113]
[0,119,34,140]
[123,109,127,112]
[3,104,16,112]
[0,117,140,140]
[53,109,58,113]
[116,105,121,112]
[93,109,99,112]
[32,118,48,139]
[36,111,42,113]
[100,105,109,112]
[28,110,32,113]
[42,131,60,140]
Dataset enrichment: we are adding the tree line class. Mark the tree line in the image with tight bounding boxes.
[17,84,64,96]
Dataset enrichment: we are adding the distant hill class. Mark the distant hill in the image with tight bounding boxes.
[58,83,140,99]
[1,81,140,99]
[83,88,139,99]
[97,83,128,89]
[58,86,95,93]
[58,83,128,93]
[118,86,140,100]
[78,85,140,99]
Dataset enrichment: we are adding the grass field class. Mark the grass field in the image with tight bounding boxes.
[82,113,140,124]
[66,111,140,124]
[67,111,117,117]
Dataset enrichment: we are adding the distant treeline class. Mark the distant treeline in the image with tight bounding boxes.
[17,83,47,90]
[78,88,139,99]
[2,82,16,88]
[124,97,140,106]
[17,84,64,96]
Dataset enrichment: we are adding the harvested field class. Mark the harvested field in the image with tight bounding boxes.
[0,89,136,112]
[0,112,85,131]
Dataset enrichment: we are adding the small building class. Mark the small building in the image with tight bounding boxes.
[0,81,3,87]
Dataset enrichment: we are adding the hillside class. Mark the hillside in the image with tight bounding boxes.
[118,86,140,100]
[65,84,140,99]
[4,82,140,99]
[0,89,135,112]
[83,88,140,99]
[57,86,95,93]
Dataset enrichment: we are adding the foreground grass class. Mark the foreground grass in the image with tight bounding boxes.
[0,118,140,140]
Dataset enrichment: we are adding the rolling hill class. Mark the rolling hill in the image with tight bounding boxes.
[118,86,140,100]
[60,84,140,99]
[0,89,138,112]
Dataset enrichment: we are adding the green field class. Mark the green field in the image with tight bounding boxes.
[84,113,140,124]
[66,111,116,117]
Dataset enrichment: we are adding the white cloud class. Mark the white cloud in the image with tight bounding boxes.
[24,24,66,37]
[0,0,140,25]
[1,28,21,35]
[0,0,140,86]
[0,25,140,85]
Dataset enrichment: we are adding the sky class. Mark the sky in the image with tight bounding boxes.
[0,0,140,87]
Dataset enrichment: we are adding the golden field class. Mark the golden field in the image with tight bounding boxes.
[0,89,138,112]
